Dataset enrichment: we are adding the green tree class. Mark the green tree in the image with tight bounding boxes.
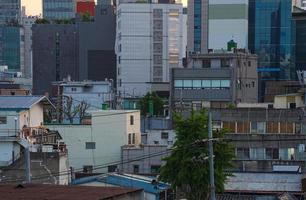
[138,92,164,116]
[81,11,91,22]
[35,18,50,24]
[159,110,235,199]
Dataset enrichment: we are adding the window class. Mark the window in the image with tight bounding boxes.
[236,148,250,159]
[83,165,93,173]
[279,148,295,160]
[101,8,107,15]
[130,115,134,125]
[211,80,221,88]
[251,122,266,134]
[202,80,211,88]
[133,165,139,174]
[265,148,279,159]
[250,148,265,160]
[108,165,117,172]
[220,80,230,88]
[132,133,135,144]
[71,87,77,92]
[248,61,251,66]
[118,56,121,64]
[183,80,192,88]
[174,80,183,88]
[161,132,169,139]
[128,134,131,144]
[151,165,161,174]
[85,142,96,149]
[192,80,201,89]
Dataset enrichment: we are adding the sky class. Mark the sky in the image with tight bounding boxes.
[21,0,187,16]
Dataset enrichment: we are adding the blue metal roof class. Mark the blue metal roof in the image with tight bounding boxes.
[0,96,46,110]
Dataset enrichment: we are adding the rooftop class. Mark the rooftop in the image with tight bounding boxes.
[0,184,142,200]
[0,96,52,110]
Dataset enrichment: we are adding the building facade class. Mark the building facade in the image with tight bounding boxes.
[47,110,141,173]
[171,51,258,111]
[187,0,248,53]
[116,3,184,97]
[0,26,24,73]
[43,0,76,20]
[0,0,21,25]
[248,0,293,101]
[32,24,79,95]
[293,10,306,72]
[76,0,95,16]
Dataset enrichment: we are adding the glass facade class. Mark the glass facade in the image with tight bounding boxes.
[249,0,293,81]
[174,79,230,89]
[194,0,202,52]
[0,0,20,25]
[0,26,21,72]
[43,0,76,20]
[292,13,306,72]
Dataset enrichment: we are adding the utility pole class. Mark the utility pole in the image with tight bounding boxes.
[25,147,31,183]
[208,111,216,200]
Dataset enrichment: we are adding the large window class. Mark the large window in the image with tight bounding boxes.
[250,148,265,160]
[236,148,250,159]
[251,122,266,134]
[174,79,230,89]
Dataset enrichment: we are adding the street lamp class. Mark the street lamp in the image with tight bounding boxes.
[14,117,18,136]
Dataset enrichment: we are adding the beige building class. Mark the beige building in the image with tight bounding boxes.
[47,110,141,173]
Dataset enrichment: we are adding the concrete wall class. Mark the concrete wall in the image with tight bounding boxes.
[142,129,176,148]
[0,141,20,166]
[47,110,141,173]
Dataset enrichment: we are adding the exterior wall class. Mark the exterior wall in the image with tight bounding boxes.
[43,0,76,20]
[121,145,169,174]
[208,0,248,50]
[0,111,20,136]
[142,129,176,148]
[274,95,304,109]
[0,0,20,25]
[32,24,79,95]
[117,3,184,97]
[0,141,20,166]
[59,153,69,185]
[29,103,44,127]
[47,110,141,173]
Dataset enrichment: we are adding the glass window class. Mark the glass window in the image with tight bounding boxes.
[151,165,161,174]
[279,148,295,160]
[0,116,7,124]
[202,80,211,88]
[211,80,221,88]
[85,142,96,149]
[251,122,266,134]
[220,80,230,88]
[236,148,250,159]
[250,148,265,160]
[192,80,201,88]
[183,80,192,88]
[174,80,183,88]
[133,165,139,173]
[266,148,279,159]
[130,115,134,125]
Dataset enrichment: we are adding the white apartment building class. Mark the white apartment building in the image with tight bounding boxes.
[116,3,184,97]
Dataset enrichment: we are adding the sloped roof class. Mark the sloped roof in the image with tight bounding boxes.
[0,96,51,110]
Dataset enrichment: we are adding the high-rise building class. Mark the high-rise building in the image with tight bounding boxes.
[0,26,24,73]
[116,3,184,97]
[248,0,293,100]
[43,0,76,20]
[187,0,248,54]
[0,0,21,25]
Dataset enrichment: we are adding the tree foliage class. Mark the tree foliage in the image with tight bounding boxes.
[138,92,164,116]
[159,110,235,199]
[81,11,92,22]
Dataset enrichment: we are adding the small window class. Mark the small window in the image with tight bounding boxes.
[83,165,93,173]
[71,87,77,92]
[248,61,251,66]
[130,115,134,125]
[128,134,131,144]
[85,142,96,149]
[0,116,7,124]
[151,165,161,174]
[132,133,135,144]
[108,165,117,172]
[161,132,169,139]
[174,80,183,88]
[11,91,15,95]
[133,165,139,174]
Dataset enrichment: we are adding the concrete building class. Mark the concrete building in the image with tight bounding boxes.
[47,110,141,173]
[116,3,184,97]
[73,173,172,200]
[0,26,25,73]
[171,50,258,111]
[0,80,30,95]
[43,0,76,20]
[32,4,116,95]
[0,0,21,25]
[187,0,248,53]
[20,7,37,79]
[32,24,79,95]
[293,9,306,73]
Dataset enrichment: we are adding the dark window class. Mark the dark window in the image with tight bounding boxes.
[85,142,96,149]
[236,148,250,159]
[161,132,169,139]
[108,165,117,172]
[133,165,139,174]
[248,61,251,66]
[265,148,279,159]
[128,134,131,144]
[83,165,93,173]
[0,116,7,124]
[130,115,134,125]
[151,165,161,174]
[132,133,135,144]
[10,91,15,95]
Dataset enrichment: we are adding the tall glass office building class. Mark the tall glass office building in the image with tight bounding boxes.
[0,0,21,25]
[249,0,293,81]
[43,0,76,20]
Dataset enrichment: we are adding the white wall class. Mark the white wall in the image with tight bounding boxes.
[29,103,44,127]
[0,141,20,166]
[47,110,141,173]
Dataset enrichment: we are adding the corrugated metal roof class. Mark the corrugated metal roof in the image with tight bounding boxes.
[0,96,46,109]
